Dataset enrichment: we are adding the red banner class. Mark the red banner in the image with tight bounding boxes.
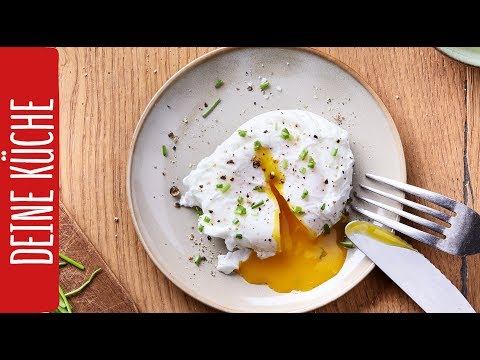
[0,48,59,312]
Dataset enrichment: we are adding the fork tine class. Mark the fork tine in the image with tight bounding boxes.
[366,174,457,211]
[360,184,451,222]
[350,204,443,250]
[355,193,446,235]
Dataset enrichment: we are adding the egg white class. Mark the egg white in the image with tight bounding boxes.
[180,110,354,274]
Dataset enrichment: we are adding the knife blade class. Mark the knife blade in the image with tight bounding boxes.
[345,220,475,313]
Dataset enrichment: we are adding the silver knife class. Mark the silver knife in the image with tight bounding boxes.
[345,220,475,313]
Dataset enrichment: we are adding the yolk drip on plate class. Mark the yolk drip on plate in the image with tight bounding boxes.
[238,147,347,293]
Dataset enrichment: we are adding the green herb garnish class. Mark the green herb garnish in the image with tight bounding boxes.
[193,255,203,266]
[254,140,262,151]
[321,203,326,211]
[292,206,304,214]
[54,256,103,314]
[280,128,290,140]
[307,157,316,169]
[339,239,355,249]
[221,183,231,193]
[194,206,203,216]
[253,185,264,192]
[58,286,72,313]
[65,269,102,297]
[202,98,221,118]
[59,253,85,271]
[300,167,307,174]
[214,79,224,89]
[235,205,247,215]
[204,216,211,223]
[237,196,244,204]
[198,224,204,232]
[281,159,288,169]
[162,145,167,157]
[235,234,243,239]
[299,149,308,160]
[323,224,331,234]
[233,218,240,225]
[251,200,264,209]
[301,189,309,199]
[260,81,270,91]
[331,148,338,156]
[216,184,224,189]
[238,129,247,137]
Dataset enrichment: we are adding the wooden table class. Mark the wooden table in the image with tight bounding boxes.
[58,47,480,312]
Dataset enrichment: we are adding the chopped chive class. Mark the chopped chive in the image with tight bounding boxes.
[237,196,244,204]
[194,206,203,216]
[253,185,264,192]
[214,79,224,89]
[301,189,309,199]
[323,224,331,234]
[251,200,264,209]
[238,129,247,137]
[59,253,85,271]
[254,140,262,151]
[235,234,243,239]
[292,206,304,214]
[58,295,66,309]
[260,81,270,91]
[340,239,355,249]
[300,167,307,174]
[233,218,240,225]
[331,148,338,156]
[321,203,326,211]
[58,286,72,313]
[198,224,204,232]
[221,183,231,193]
[193,255,203,266]
[299,149,308,160]
[307,156,316,169]
[280,128,290,140]
[65,268,102,297]
[235,205,247,215]
[56,303,66,313]
[59,261,67,267]
[204,216,211,223]
[162,145,168,157]
[281,159,288,169]
[216,184,224,189]
[202,98,221,118]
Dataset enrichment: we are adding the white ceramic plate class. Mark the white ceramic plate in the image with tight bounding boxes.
[127,48,406,312]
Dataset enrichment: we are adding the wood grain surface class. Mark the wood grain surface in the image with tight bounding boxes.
[58,47,478,313]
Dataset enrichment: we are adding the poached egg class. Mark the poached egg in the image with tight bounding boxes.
[180,110,354,292]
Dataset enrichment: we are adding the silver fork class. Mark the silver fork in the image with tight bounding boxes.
[350,173,480,256]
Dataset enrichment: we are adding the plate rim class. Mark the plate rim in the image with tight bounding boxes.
[436,47,480,68]
[126,47,407,313]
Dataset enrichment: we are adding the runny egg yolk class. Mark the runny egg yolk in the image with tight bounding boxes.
[238,148,347,293]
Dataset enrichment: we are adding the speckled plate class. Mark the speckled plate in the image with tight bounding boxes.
[127,48,406,313]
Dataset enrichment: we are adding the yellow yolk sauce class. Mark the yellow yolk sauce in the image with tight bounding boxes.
[238,147,347,293]
[345,221,415,251]
[252,148,285,245]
